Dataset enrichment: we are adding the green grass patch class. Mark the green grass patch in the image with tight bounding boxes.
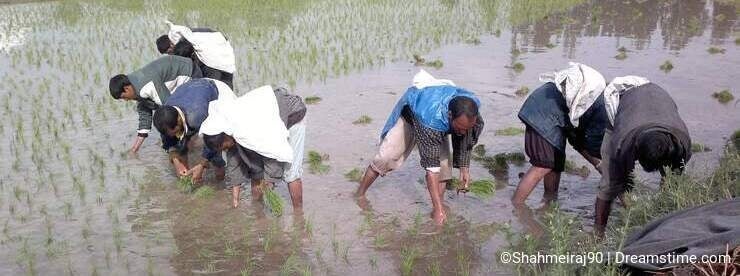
[495,127,525,136]
[193,186,216,199]
[712,89,734,104]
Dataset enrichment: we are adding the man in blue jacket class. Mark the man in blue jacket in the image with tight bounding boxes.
[152,78,235,181]
[354,71,484,225]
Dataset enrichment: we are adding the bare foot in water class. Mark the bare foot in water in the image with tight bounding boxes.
[430,210,447,225]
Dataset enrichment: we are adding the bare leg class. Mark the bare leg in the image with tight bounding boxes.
[288,179,303,214]
[594,198,613,237]
[231,186,240,208]
[426,171,446,225]
[355,165,379,198]
[511,166,552,206]
[542,171,562,205]
[251,179,264,202]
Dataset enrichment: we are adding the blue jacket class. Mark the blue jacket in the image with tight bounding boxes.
[518,82,607,156]
[161,79,225,167]
[381,85,480,138]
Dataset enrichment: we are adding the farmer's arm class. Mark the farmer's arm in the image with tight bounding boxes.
[451,115,484,189]
[131,101,155,153]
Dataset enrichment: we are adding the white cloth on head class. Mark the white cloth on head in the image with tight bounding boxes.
[165,21,237,74]
[199,85,293,163]
[603,76,651,125]
[413,69,456,89]
[539,62,606,127]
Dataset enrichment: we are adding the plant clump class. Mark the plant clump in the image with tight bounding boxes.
[659,60,674,73]
[304,96,322,105]
[352,115,372,125]
[707,47,726,54]
[344,168,362,182]
[177,176,194,193]
[514,86,530,97]
[193,186,216,199]
[495,127,525,136]
[262,184,284,217]
[712,90,734,104]
[412,54,444,69]
[691,143,712,153]
[307,150,330,174]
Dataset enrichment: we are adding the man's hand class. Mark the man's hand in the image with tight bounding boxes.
[172,158,189,177]
[188,164,206,183]
[130,136,146,154]
[458,167,471,194]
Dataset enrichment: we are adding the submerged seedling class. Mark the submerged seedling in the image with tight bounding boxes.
[304,96,322,105]
[659,60,674,73]
[352,115,372,125]
[495,127,525,136]
[510,62,525,73]
[307,151,330,174]
[564,160,590,177]
[707,47,725,54]
[711,89,734,104]
[344,168,362,182]
[514,86,530,97]
[691,143,712,153]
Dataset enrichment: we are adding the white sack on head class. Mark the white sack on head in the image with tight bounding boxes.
[413,69,456,89]
[199,85,293,163]
[603,76,650,125]
[207,78,237,101]
[165,21,237,74]
[539,62,606,127]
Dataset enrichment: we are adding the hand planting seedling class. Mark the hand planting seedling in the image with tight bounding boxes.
[177,175,195,193]
[451,177,496,198]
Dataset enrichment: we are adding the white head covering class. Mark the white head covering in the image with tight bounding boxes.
[165,21,237,73]
[200,85,293,163]
[539,62,606,127]
[603,76,651,125]
[413,69,456,89]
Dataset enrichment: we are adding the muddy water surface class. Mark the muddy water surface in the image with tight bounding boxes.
[0,0,738,275]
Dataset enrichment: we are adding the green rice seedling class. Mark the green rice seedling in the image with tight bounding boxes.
[473,144,487,159]
[304,96,322,105]
[280,254,302,276]
[456,250,470,276]
[707,47,726,54]
[263,221,278,252]
[615,51,628,60]
[307,151,330,174]
[425,59,444,69]
[304,216,313,237]
[489,153,510,172]
[712,89,734,104]
[369,255,378,271]
[465,37,481,45]
[691,143,712,153]
[224,240,238,257]
[545,42,556,49]
[495,127,525,136]
[407,211,423,236]
[511,49,521,57]
[373,232,387,248]
[177,176,194,193]
[400,246,419,276]
[659,60,674,73]
[352,115,372,125]
[427,259,441,276]
[514,86,530,97]
[412,54,426,65]
[262,184,284,217]
[510,62,525,73]
[193,186,216,199]
[469,180,496,198]
[563,160,590,177]
[344,168,362,182]
[341,243,351,263]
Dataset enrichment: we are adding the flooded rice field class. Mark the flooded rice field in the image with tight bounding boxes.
[0,0,738,275]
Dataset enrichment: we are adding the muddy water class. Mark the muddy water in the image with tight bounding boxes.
[0,0,738,275]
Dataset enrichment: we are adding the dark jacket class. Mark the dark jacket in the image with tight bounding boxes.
[128,55,196,133]
[567,94,608,158]
[607,83,692,187]
[161,79,224,167]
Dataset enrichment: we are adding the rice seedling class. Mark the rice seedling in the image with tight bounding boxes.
[514,86,529,97]
[563,160,590,177]
[614,49,628,60]
[193,186,216,199]
[712,89,734,104]
[456,250,471,276]
[299,94,322,106]
[369,255,378,271]
[660,60,674,73]
[468,180,496,198]
[344,168,362,182]
[352,115,372,125]
[427,259,441,276]
[373,232,387,248]
[176,175,195,193]
[307,151,330,174]
[545,42,556,49]
[707,47,726,54]
[262,184,284,216]
[400,246,419,276]
[691,143,712,153]
[465,37,481,45]
[495,127,524,136]
[510,62,525,73]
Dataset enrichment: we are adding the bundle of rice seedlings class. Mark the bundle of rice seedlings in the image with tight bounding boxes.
[344,168,362,182]
[262,184,284,217]
[177,176,194,193]
[307,150,330,174]
[469,180,496,198]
